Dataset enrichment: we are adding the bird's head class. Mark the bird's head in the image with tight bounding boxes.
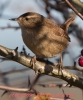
[9,12,44,28]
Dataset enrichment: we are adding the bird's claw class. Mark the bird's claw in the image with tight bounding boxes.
[55,54,63,74]
[30,55,36,69]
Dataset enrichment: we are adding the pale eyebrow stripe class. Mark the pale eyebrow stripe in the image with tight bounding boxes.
[27,15,38,18]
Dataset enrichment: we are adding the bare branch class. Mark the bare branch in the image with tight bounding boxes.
[0,45,83,89]
[0,85,35,93]
[0,25,20,30]
[65,0,83,20]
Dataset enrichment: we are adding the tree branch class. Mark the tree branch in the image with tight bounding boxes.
[0,85,35,93]
[69,0,83,15]
[0,45,83,89]
[65,0,83,20]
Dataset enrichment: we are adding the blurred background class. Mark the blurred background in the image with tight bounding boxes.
[0,0,83,100]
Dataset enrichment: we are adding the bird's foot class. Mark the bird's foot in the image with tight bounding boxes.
[55,54,63,74]
[30,56,44,75]
[58,54,63,74]
[58,62,63,74]
[30,55,36,70]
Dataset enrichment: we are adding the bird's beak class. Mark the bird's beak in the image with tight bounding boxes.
[9,18,18,21]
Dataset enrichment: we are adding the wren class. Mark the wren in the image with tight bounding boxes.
[10,12,74,58]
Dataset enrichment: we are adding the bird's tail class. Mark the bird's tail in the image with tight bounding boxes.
[60,17,75,33]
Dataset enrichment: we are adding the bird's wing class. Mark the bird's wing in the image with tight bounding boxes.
[42,17,74,42]
[52,26,71,42]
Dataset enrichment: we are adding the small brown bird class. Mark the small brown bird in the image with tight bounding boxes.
[10,12,74,65]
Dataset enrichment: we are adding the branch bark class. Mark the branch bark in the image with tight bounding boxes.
[0,45,83,89]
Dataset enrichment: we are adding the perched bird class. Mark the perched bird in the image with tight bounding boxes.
[10,12,74,67]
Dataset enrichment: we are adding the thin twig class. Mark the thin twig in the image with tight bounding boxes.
[64,0,83,20]
[0,26,20,30]
[0,85,35,93]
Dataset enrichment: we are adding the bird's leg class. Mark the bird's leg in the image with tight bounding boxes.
[59,53,63,70]
[30,55,36,70]
[30,56,44,74]
[57,53,63,74]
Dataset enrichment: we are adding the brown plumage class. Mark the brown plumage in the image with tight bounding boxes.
[10,12,74,58]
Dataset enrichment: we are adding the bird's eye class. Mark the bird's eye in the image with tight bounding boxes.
[25,18,28,21]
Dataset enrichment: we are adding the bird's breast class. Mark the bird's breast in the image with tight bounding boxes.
[21,28,69,58]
